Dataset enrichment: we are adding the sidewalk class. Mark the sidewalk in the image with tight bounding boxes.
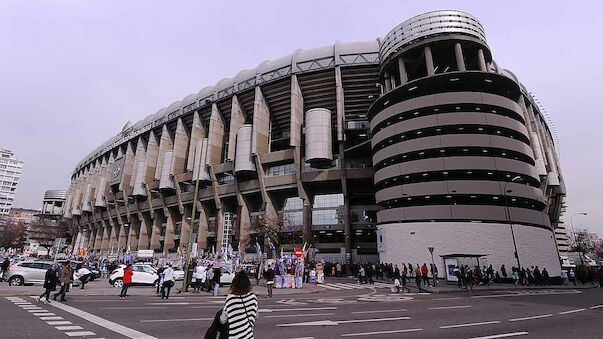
[369,278,600,294]
[0,278,323,297]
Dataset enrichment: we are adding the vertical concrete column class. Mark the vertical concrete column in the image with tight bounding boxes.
[171,118,190,176]
[252,87,270,155]
[196,203,209,252]
[477,48,487,72]
[163,209,177,256]
[145,132,159,183]
[228,96,246,161]
[128,217,140,252]
[187,112,206,172]
[149,211,163,251]
[335,67,345,142]
[117,222,127,252]
[215,209,226,253]
[454,42,466,71]
[108,221,119,252]
[93,224,103,254]
[119,142,135,192]
[397,57,408,85]
[303,198,313,245]
[384,72,392,92]
[290,74,304,147]
[130,137,147,190]
[179,205,193,252]
[424,46,435,76]
[208,103,225,164]
[137,212,152,250]
[100,221,110,254]
[80,228,89,251]
[154,125,174,180]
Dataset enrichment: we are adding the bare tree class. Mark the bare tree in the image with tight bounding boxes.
[251,213,303,257]
[0,217,26,248]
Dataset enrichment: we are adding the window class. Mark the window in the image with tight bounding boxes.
[313,194,344,208]
[266,163,296,177]
[312,209,341,225]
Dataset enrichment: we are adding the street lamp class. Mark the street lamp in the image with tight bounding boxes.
[570,212,588,266]
[503,176,522,273]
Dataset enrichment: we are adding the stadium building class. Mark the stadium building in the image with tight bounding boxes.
[64,10,565,275]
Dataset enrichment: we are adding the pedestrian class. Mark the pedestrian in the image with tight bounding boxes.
[161,264,175,299]
[421,263,429,287]
[264,264,275,298]
[541,267,549,286]
[414,266,423,292]
[400,269,409,292]
[255,262,262,286]
[156,265,165,295]
[358,266,366,284]
[454,266,462,289]
[466,267,474,292]
[366,265,374,284]
[74,264,92,289]
[212,265,222,297]
[194,263,207,293]
[1,257,9,279]
[120,264,133,300]
[431,263,438,287]
[38,264,57,303]
[204,271,258,339]
[53,262,71,302]
[500,264,507,281]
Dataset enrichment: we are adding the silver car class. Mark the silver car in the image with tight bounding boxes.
[4,260,54,286]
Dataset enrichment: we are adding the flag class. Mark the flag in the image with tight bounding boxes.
[255,242,262,256]
[268,239,277,258]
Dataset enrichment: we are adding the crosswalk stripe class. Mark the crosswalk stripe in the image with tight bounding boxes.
[317,284,341,290]
[329,283,356,290]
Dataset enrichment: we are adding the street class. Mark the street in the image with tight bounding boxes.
[1,279,601,339]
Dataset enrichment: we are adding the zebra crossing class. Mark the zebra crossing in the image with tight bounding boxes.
[317,281,393,291]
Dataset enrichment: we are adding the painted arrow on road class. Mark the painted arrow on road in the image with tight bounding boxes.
[277,316,411,327]
[276,299,307,306]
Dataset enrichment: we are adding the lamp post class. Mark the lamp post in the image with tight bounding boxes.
[181,147,205,292]
[503,176,522,273]
[570,212,588,267]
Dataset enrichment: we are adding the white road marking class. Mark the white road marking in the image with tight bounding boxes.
[469,332,529,339]
[260,307,337,313]
[146,302,189,306]
[27,309,46,312]
[341,328,423,337]
[40,316,64,320]
[318,284,341,290]
[509,314,552,322]
[351,309,407,314]
[34,312,56,316]
[440,320,501,329]
[432,297,463,301]
[140,318,213,323]
[429,305,471,310]
[100,307,167,310]
[288,337,315,339]
[277,316,411,327]
[265,313,334,318]
[472,290,581,299]
[47,321,73,325]
[189,306,222,309]
[558,308,586,315]
[329,283,354,290]
[590,304,603,309]
[40,298,157,339]
[65,331,96,336]
[56,326,84,331]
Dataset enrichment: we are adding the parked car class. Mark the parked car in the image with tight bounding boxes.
[109,264,159,288]
[3,260,54,286]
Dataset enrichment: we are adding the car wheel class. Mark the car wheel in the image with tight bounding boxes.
[8,276,24,286]
[113,278,123,288]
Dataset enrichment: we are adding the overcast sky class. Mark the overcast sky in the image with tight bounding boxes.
[1,0,601,235]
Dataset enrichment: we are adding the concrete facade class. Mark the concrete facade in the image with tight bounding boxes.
[64,10,565,270]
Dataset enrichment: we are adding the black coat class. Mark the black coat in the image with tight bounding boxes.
[43,269,58,289]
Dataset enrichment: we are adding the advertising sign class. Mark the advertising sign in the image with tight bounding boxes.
[445,258,459,282]
[377,228,386,252]
[109,156,125,186]
[137,249,154,258]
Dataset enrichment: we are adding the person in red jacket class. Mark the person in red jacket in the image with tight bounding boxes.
[421,263,429,287]
[120,264,133,300]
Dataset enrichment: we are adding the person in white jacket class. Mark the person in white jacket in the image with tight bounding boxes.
[193,264,207,293]
[74,264,92,290]
[161,264,175,300]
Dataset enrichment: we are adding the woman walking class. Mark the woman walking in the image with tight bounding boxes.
[53,262,71,301]
[38,264,57,303]
[205,271,258,339]
[120,264,133,300]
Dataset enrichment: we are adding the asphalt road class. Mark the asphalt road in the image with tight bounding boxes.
[1,280,602,339]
